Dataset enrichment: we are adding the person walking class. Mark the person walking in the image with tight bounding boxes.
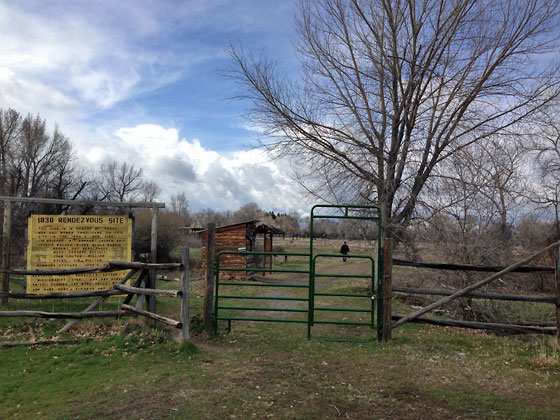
[340,241,350,262]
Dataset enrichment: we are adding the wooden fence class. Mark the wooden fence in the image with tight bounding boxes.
[0,248,192,343]
[381,239,560,342]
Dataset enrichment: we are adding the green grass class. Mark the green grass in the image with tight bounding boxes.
[1,239,560,419]
[170,246,202,262]
[0,326,197,419]
[0,314,560,420]
[421,385,558,420]
[4,321,558,419]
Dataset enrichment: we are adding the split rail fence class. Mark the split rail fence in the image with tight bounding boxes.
[381,239,560,342]
[0,248,192,342]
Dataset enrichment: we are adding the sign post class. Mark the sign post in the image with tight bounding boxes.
[1,200,11,305]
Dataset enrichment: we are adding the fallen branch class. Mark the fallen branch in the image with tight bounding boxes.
[1,339,88,347]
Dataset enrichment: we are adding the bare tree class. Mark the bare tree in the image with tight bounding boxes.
[0,110,91,203]
[0,109,21,196]
[232,202,263,223]
[96,161,144,202]
[414,138,529,321]
[231,0,560,239]
[141,180,161,202]
[6,115,78,201]
[190,208,228,227]
[261,211,303,238]
[424,137,527,265]
[477,139,527,239]
[37,126,92,213]
[533,112,560,238]
[170,191,189,217]
[9,113,48,197]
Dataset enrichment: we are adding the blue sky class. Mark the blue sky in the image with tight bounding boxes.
[0,0,313,213]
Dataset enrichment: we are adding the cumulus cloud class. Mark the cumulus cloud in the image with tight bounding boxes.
[105,124,309,212]
[154,155,197,182]
[0,1,308,213]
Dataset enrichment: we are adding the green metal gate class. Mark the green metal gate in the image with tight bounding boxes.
[213,204,382,342]
[308,205,382,342]
[213,251,311,332]
[308,254,376,342]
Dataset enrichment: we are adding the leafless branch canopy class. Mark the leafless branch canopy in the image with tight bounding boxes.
[231,0,560,237]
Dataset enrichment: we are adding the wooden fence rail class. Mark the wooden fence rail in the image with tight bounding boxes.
[113,284,182,298]
[381,239,560,343]
[0,261,182,276]
[0,310,130,319]
[0,249,192,343]
[0,290,123,299]
[393,258,555,273]
[392,287,558,304]
[391,314,556,335]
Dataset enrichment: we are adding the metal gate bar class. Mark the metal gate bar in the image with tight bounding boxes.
[217,296,308,301]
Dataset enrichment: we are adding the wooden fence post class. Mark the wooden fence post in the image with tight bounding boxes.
[135,278,145,313]
[181,247,190,342]
[1,200,12,305]
[148,206,159,315]
[204,223,216,336]
[381,238,393,341]
[555,245,560,344]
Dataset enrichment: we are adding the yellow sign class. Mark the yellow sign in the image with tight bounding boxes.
[27,215,132,294]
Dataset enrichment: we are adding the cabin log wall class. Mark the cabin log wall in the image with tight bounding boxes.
[201,222,257,281]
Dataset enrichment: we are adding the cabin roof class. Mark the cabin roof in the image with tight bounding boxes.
[199,220,284,236]
[256,223,285,236]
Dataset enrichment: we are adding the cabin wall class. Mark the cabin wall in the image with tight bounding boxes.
[202,223,257,281]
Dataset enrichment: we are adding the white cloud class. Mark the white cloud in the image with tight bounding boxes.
[71,69,141,109]
[0,2,218,112]
[0,67,78,113]
[108,124,310,212]
[0,1,307,214]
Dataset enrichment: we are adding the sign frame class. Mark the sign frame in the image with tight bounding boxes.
[26,215,133,294]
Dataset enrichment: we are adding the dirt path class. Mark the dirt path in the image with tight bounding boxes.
[235,275,309,320]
